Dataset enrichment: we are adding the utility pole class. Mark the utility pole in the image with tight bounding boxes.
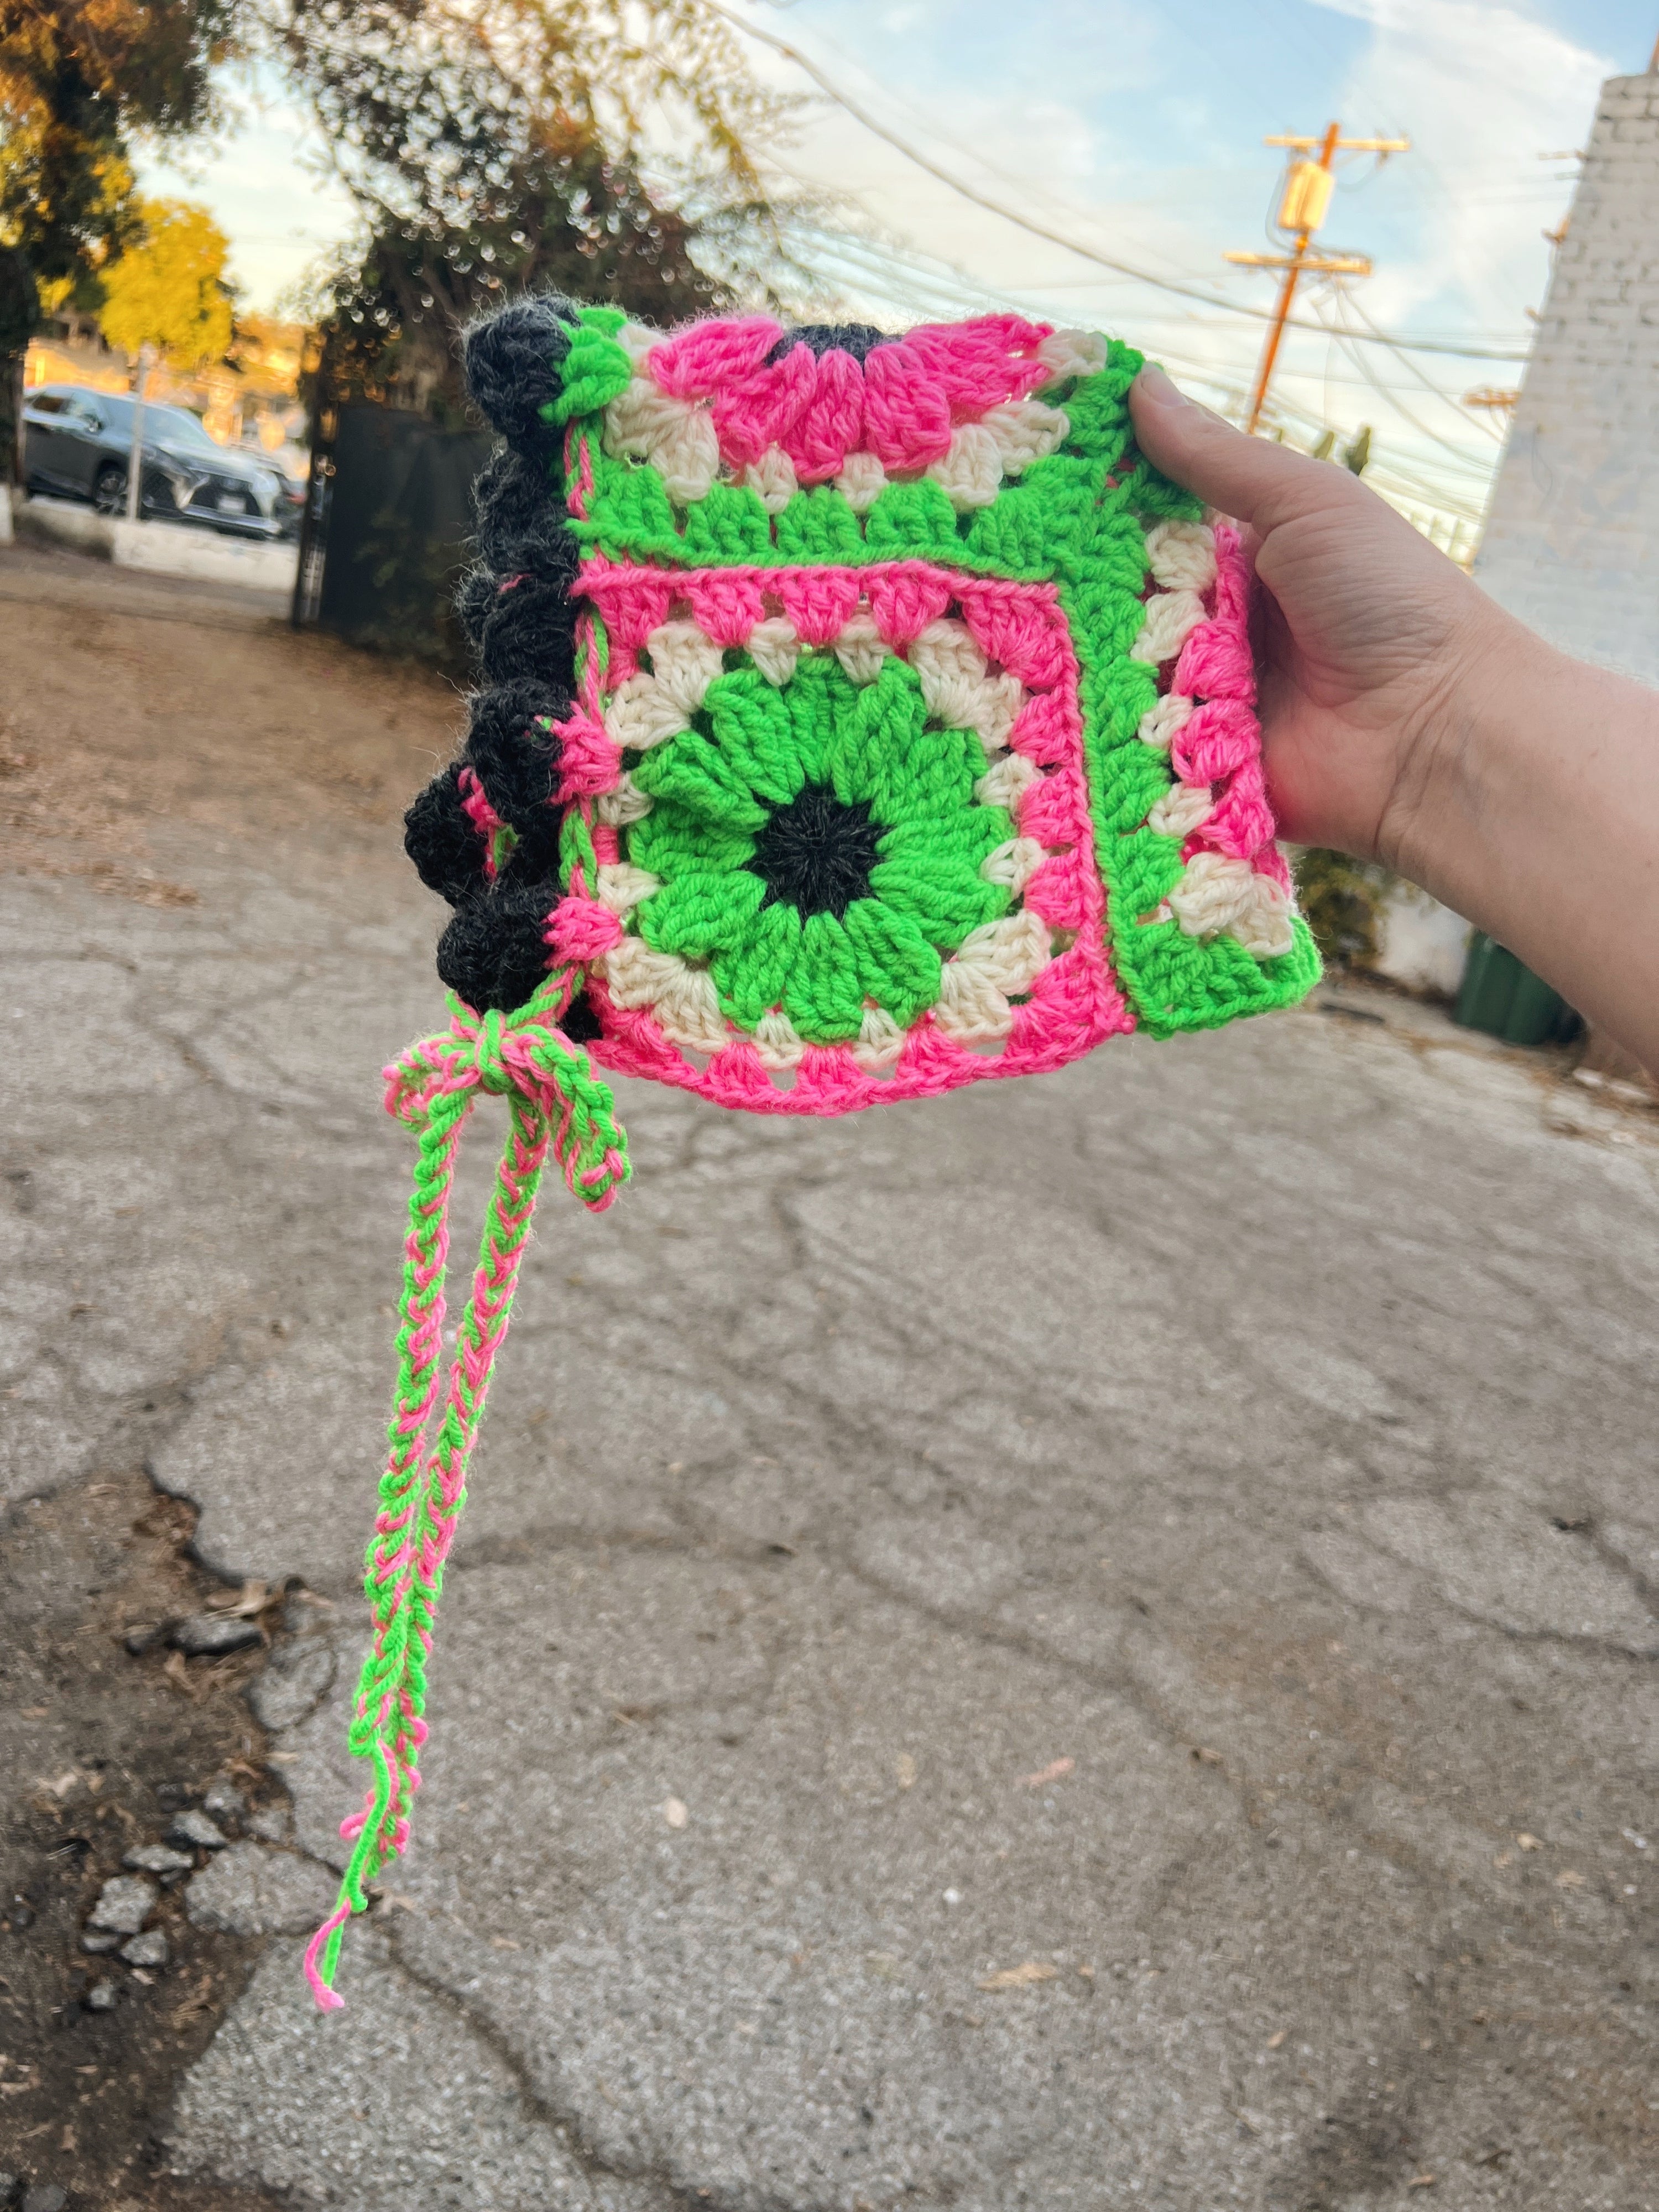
[1225,123,1410,435]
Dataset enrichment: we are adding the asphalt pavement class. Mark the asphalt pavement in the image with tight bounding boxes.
[3,545,1654,2211]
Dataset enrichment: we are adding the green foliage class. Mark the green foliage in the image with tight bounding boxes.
[277,0,799,420]
[305,118,730,421]
[1294,846,1391,969]
[99,197,234,368]
[272,0,784,232]
[262,2,803,670]
[1310,424,1372,475]
[347,493,476,664]
[0,1,241,473]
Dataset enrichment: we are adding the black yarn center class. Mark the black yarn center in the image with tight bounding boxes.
[765,322,890,366]
[748,785,883,920]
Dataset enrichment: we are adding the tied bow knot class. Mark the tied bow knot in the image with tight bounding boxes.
[383,976,630,1210]
[474,1006,512,1094]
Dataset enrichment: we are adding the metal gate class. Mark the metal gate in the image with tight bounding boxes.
[293,403,492,660]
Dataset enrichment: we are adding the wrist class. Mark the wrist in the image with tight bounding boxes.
[1377,602,1659,1067]
[1372,589,1556,904]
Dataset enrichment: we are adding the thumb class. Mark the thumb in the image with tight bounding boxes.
[1129,366,1361,535]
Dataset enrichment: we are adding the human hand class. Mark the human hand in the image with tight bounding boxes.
[1128,366,1522,874]
[1131,366,1659,1071]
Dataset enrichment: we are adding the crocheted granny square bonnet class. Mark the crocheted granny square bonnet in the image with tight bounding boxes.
[305,299,1320,2006]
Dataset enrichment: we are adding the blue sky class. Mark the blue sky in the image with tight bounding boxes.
[140,0,1657,512]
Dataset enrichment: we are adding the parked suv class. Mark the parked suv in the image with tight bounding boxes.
[22,384,304,539]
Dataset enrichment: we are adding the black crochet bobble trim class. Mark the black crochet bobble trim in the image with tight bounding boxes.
[402,300,911,1019]
[401,292,587,1013]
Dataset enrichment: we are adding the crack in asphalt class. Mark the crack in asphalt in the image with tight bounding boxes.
[9,658,1658,2208]
[375,1936,706,2212]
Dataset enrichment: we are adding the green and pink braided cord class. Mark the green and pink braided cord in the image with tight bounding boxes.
[305,977,628,2008]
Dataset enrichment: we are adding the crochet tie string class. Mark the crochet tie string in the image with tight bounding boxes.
[474,1008,510,1093]
[383,986,629,1204]
[305,974,629,2010]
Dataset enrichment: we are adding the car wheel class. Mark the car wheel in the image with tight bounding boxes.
[93,464,128,515]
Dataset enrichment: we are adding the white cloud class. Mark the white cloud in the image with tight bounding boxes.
[136,91,358,315]
[737,6,1238,310]
[1313,0,1613,329]
[742,0,1617,505]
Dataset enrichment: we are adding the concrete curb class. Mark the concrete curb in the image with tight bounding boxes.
[13,494,114,559]
[14,495,298,594]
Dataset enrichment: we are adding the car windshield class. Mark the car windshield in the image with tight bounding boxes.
[53,393,226,451]
[148,405,221,451]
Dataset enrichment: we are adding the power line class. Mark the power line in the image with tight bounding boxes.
[1318,303,1503,472]
[1253,380,1488,522]
[1330,284,1504,445]
[713,3,1531,362]
[1316,307,1498,478]
[785,214,1493,518]
[759,72,1501,523]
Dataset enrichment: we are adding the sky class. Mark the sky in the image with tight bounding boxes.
[138,0,1659,518]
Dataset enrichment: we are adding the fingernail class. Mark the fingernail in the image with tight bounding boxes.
[1134,364,1193,409]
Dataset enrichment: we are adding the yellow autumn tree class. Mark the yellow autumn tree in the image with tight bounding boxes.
[98,197,232,369]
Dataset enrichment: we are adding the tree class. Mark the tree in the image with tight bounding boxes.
[274,0,797,418]
[306,118,728,420]
[272,2,797,663]
[100,196,234,367]
[269,1,784,239]
[0,1,241,476]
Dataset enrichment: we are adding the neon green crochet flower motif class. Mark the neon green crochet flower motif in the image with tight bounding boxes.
[624,653,1014,1043]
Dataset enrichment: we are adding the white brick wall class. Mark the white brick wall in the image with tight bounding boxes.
[1474,73,1659,685]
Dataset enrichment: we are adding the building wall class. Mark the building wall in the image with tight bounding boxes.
[1474,72,1659,685]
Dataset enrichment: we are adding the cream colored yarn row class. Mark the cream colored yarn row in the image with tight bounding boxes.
[1129,519,1296,961]
[603,612,1027,765]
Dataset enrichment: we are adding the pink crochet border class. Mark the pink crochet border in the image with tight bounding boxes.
[552,555,1135,1114]
[1170,523,1290,893]
[628,311,1057,483]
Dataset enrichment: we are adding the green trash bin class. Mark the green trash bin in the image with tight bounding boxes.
[1454,932,1579,1046]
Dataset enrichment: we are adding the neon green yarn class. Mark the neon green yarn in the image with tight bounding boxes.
[627,655,1011,1045]
[556,314,1321,1037]
[307,978,630,2005]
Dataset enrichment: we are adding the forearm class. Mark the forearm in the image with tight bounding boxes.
[1385,607,1659,1068]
